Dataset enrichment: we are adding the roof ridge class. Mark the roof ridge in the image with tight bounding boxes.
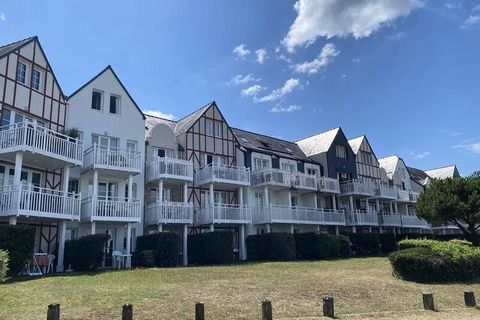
[378,154,398,160]
[348,134,365,141]
[232,127,297,145]
[296,126,340,143]
[144,113,177,123]
[175,100,214,123]
[424,164,456,171]
[0,36,36,50]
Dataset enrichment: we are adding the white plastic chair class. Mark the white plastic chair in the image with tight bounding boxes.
[112,251,123,269]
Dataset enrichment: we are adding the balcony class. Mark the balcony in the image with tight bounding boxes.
[291,173,317,192]
[397,189,410,202]
[401,215,430,229]
[340,180,375,197]
[196,204,251,225]
[409,191,419,203]
[145,201,193,225]
[250,168,291,190]
[81,197,142,223]
[317,177,340,194]
[345,210,378,226]
[146,157,193,184]
[378,214,402,227]
[195,163,250,188]
[83,144,143,177]
[0,122,83,169]
[252,205,346,226]
[374,185,397,200]
[0,184,80,220]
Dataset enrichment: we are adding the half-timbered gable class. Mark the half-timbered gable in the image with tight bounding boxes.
[348,135,381,183]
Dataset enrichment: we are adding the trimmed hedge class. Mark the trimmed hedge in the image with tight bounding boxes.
[0,225,35,277]
[133,250,156,268]
[390,239,480,282]
[65,234,110,271]
[246,233,296,261]
[335,234,350,257]
[349,233,380,255]
[135,232,180,267]
[188,231,233,265]
[0,249,8,282]
[295,233,340,259]
[379,233,397,253]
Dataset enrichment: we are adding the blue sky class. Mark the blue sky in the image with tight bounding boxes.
[1,0,479,175]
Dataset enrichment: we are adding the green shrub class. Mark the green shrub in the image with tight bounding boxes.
[246,233,296,261]
[188,231,233,265]
[0,249,8,282]
[295,233,340,259]
[136,233,180,267]
[349,233,380,255]
[65,234,110,271]
[334,234,351,257]
[449,239,472,246]
[0,225,35,277]
[390,239,480,283]
[133,250,156,268]
[379,233,397,253]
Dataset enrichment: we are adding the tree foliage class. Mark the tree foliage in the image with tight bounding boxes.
[415,174,480,245]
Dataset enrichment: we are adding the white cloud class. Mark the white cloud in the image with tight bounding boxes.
[385,31,407,41]
[282,0,423,51]
[445,2,462,10]
[413,151,430,159]
[0,13,5,22]
[143,110,175,120]
[270,105,302,113]
[228,73,261,85]
[255,48,267,64]
[452,142,480,154]
[352,58,361,63]
[255,78,301,103]
[462,6,480,28]
[293,43,339,75]
[241,85,264,97]
[233,44,251,59]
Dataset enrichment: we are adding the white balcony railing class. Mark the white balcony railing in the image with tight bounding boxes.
[345,210,378,226]
[409,191,420,203]
[317,176,341,194]
[145,201,193,225]
[0,122,83,165]
[291,173,317,191]
[196,203,252,225]
[81,197,142,222]
[195,163,250,186]
[401,215,430,228]
[252,205,346,226]
[250,168,291,188]
[374,185,397,199]
[146,157,193,183]
[397,189,410,202]
[0,184,80,220]
[83,144,143,173]
[340,180,375,197]
[378,214,402,227]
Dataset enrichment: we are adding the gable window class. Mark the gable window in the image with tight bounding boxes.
[31,69,41,91]
[205,119,222,138]
[214,122,222,138]
[109,95,120,114]
[335,145,347,159]
[206,119,213,136]
[16,62,27,84]
[91,90,103,111]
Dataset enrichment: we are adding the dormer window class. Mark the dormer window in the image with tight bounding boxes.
[16,62,27,84]
[109,95,120,114]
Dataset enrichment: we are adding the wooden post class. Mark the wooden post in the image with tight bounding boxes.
[47,304,60,320]
[423,292,435,311]
[464,291,476,307]
[195,301,205,320]
[261,299,272,320]
[323,296,334,318]
[122,304,133,320]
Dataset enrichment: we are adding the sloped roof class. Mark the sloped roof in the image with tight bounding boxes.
[378,155,399,176]
[174,101,214,135]
[232,128,314,163]
[0,36,36,60]
[296,127,340,156]
[407,166,430,186]
[67,65,145,120]
[348,135,364,154]
[145,114,176,138]
[425,165,459,179]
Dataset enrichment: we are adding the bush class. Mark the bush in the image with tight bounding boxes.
[390,239,480,282]
[188,231,233,265]
[0,250,8,282]
[65,234,110,271]
[136,233,180,267]
[246,233,296,261]
[0,225,35,277]
[349,233,380,255]
[379,233,397,253]
[133,250,156,268]
[295,233,340,259]
[334,234,351,257]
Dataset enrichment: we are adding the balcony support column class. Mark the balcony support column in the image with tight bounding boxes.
[158,179,163,203]
[239,224,246,261]
[183,182,188,203]
[182,224,188,266]
[352,226,357,234]
[158,224,163,232]
[335,226,339,235]
[288,190,292,208]
[349,196,355,212]
[56,220,66,272]
[209,183,214,228]
[332,195,337,210]
[264,186,269,208]
[126,223,132,268]
[91,221,96,235]
[290,224,294,234]
[63,166,70,193]
[394,202,399,214]
[389,201,394,214]
[238,187,243,206]
[9,216,17,225]
[209,224,214,232]
[266,223,271,233]
[128,175,133,202]
[13,152,23,185]
[314,194,318,209]
[379,227,383,234]
[405,203,409,215]
[376,200,380,212]
[93,169,99,200]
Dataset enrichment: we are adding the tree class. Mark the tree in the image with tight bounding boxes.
[415,174,480,245]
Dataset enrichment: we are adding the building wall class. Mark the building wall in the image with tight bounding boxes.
[325,130,357,180]
[354,138,381,183]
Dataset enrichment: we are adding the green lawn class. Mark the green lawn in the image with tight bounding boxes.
[1,257,480,319]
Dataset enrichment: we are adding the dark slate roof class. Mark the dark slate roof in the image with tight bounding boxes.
[407,166,430,186]
[67,65,145,120]
[174,101,214,135]
[145,114,176,138]
[0,36,36,60]
[232,127,315,163]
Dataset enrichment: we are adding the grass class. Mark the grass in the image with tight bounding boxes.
[1,257,480,319]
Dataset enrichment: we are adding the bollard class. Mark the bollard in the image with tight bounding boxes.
[122,304,133,320]
[261,299,272,320]
[464,291,476,307]
[195,301,205,320]
[46,304,60,320]
[423,292,435,311]
[323,296,334,318]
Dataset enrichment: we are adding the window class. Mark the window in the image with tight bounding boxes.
[214,122,222,138]
[335,145,347,159]
[155,147,174,158]
[92,135,119,151]
[1,109,11,128]
[31,172,41,190]
[68,179,79,194]
[359,151,373,165]
[124,183,138,199]
[91,91,103,110]
[206,119,213,136]
[338,172,350,182]
[0,165,4,187]
[66,228,77,241]
[282,163,295,173]
[307,168,317,176]
[96,182,117,200]
[31,69,41,90]
[254,158,268,171]
[206,119,222,138]
[109,95,120,114]
[126,140,137,154]
[16,62,27,84]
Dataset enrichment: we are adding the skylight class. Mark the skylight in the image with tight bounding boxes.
[240,137,249,143]
[285,147,293,153]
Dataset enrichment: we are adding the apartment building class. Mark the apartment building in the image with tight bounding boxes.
[66,66,146,268]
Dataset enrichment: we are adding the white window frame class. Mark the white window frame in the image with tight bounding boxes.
[109,94,120,115]
[205,119,213,136]
[91,90,104,111]
[31,68,41,91]
[254,158,269,171]
[214,121,222,138]
[281,163,296,173]
[16,61,27,84]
